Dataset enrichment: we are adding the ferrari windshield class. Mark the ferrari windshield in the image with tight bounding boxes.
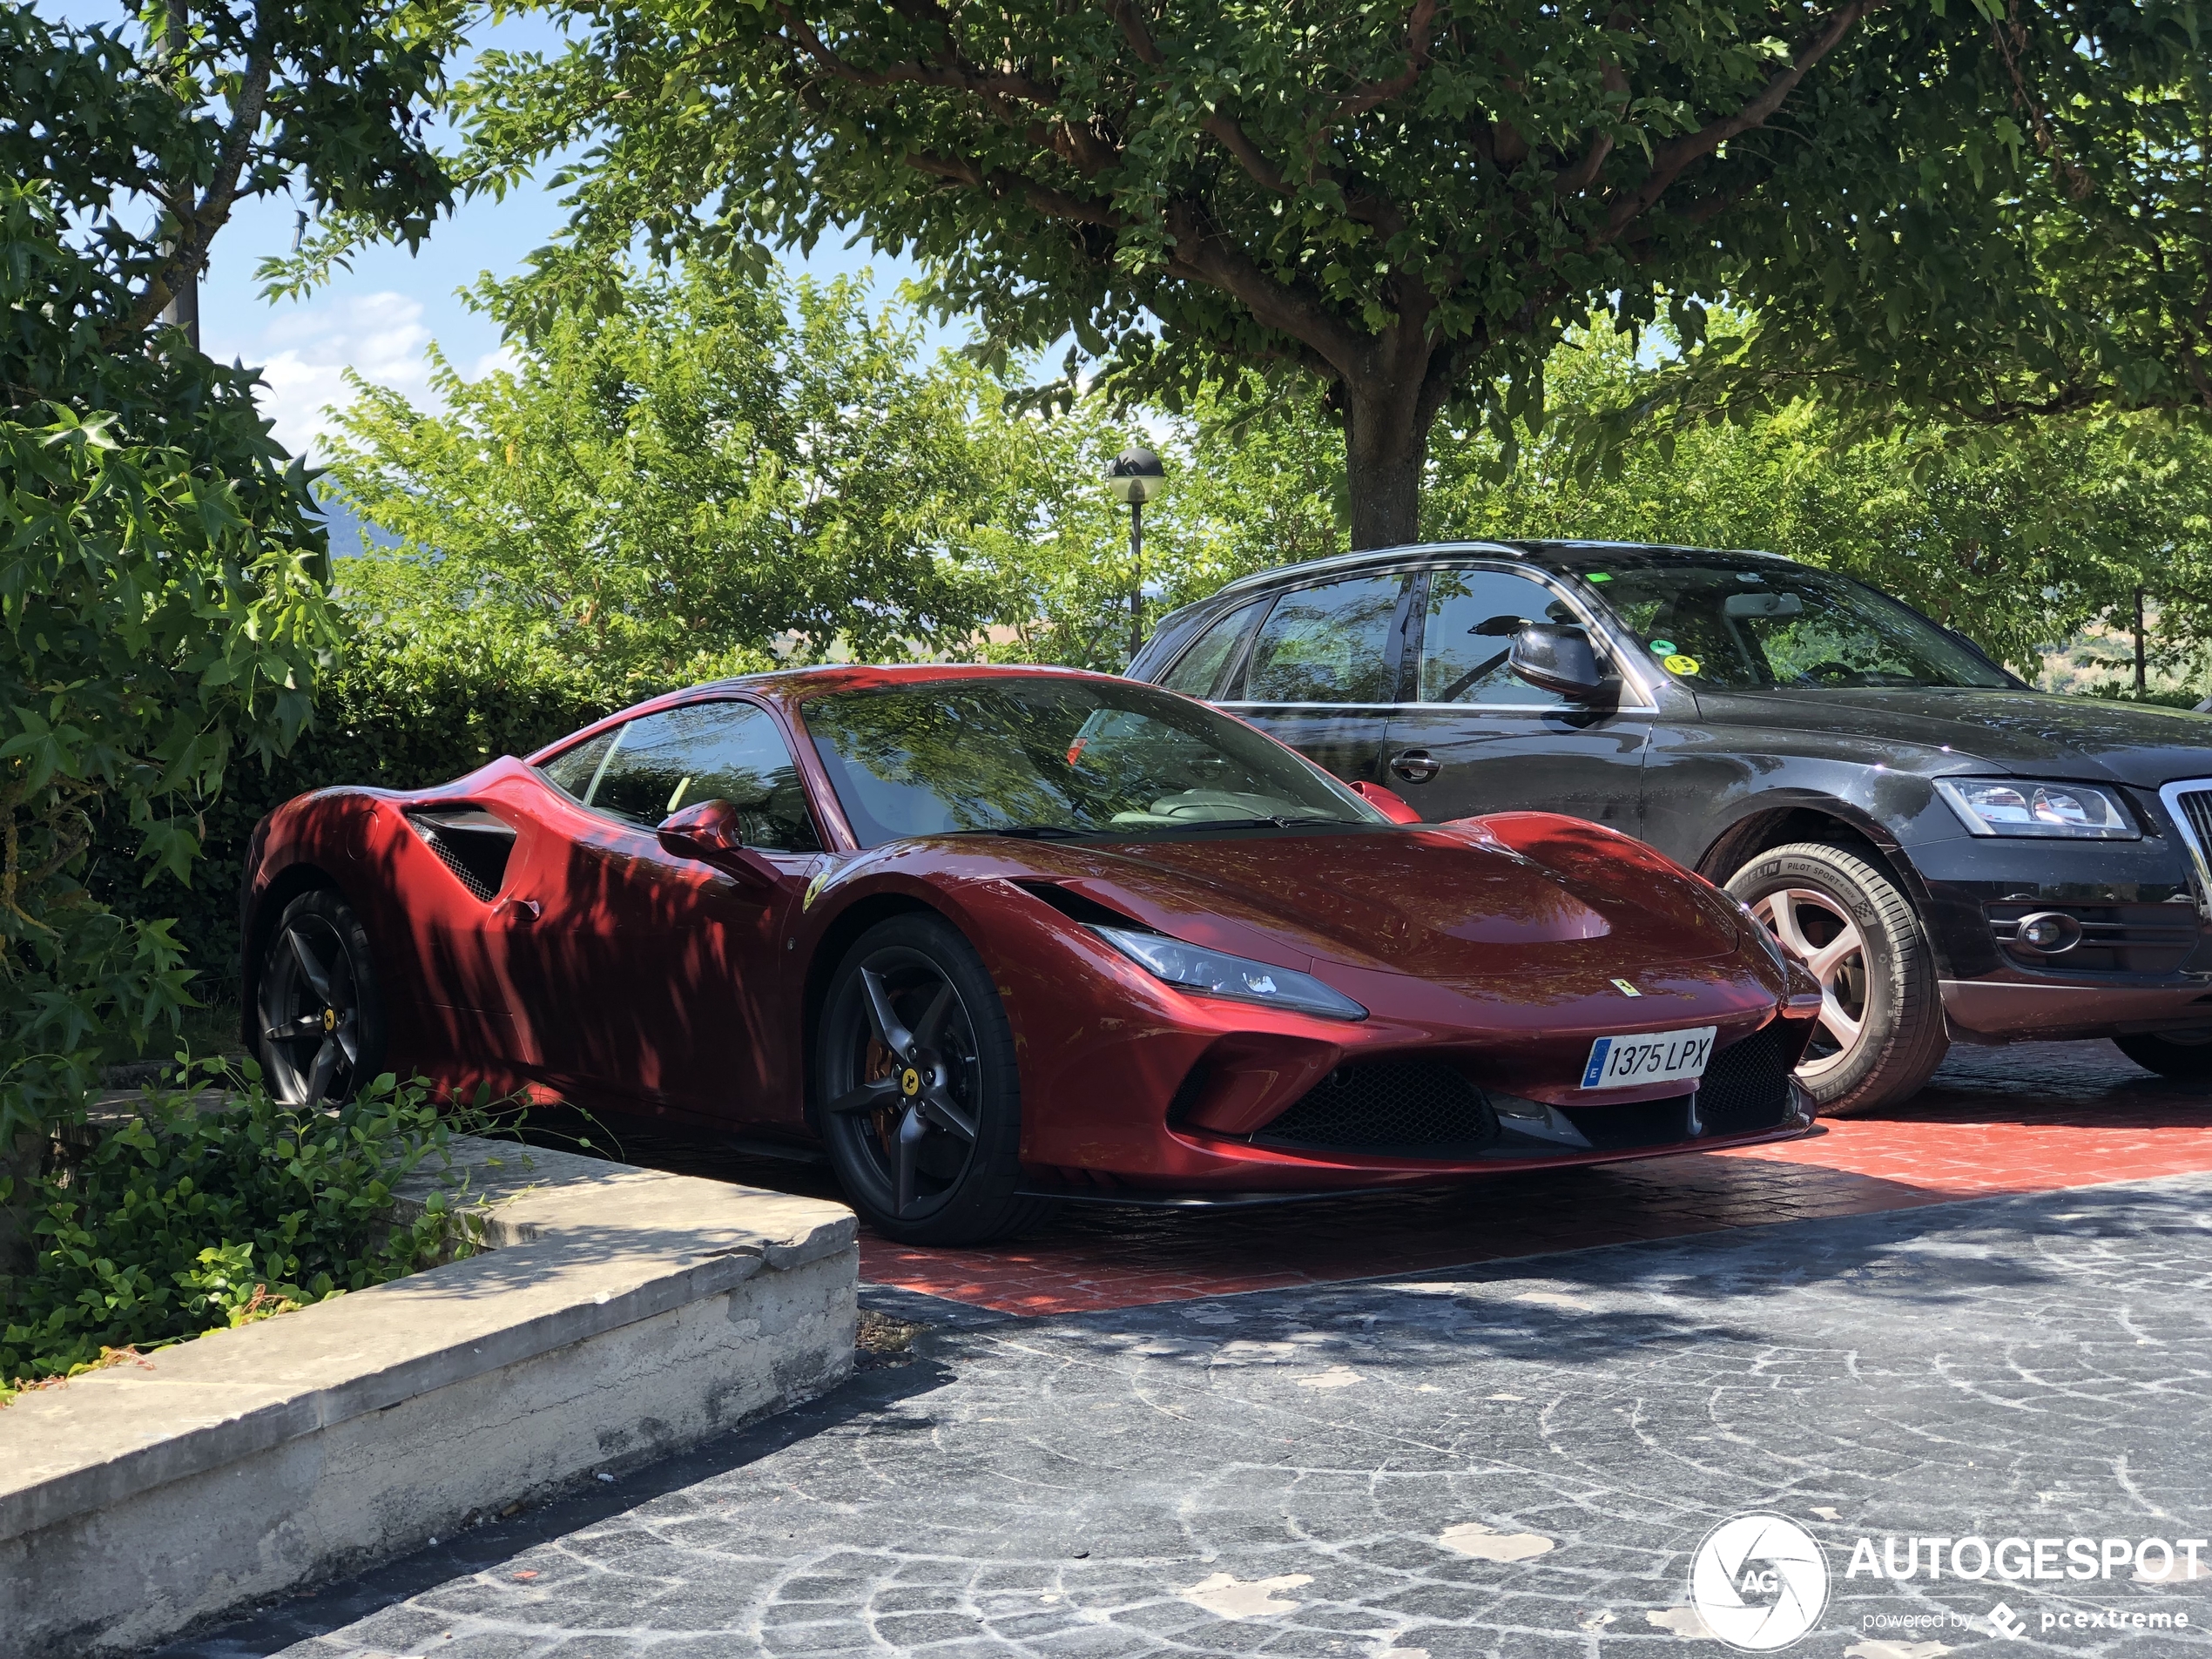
[1575,557,2013,691]
[801,677,1384,847]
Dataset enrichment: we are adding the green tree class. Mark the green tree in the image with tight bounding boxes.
[1,0,462,1244]
[967,373,1353,669]
[325,262,1068,691]
[1581,0,2212,436]
[431,0,2058,548]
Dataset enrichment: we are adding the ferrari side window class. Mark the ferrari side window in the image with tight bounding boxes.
[1159,599,1267,698]
[536,729,617,801]
[1417,568,1588,706]
[1238,574,1405,704]
[584,702,825,852]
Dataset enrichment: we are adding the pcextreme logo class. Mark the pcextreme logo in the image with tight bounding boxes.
[1689,1514,1831,1651]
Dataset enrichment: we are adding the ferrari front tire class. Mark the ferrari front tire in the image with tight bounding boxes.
[256,889,387,1106]
[815,914,1055,1244]
[1726,841,1948,1116]
[2114,1030,2212,1083]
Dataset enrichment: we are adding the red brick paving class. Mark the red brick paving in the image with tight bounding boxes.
[858,1041,2212,1316]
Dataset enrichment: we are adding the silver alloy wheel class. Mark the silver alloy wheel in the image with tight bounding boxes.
[1750,887,1870,1080]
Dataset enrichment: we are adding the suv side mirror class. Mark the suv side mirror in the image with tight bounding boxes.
[1508,624,1609,702]
[658,799,779,889]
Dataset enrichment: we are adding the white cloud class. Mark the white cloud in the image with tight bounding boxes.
[207,291,436,460]
[470,343,521,380]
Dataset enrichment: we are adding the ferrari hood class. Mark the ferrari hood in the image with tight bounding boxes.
[974,825,1742,981]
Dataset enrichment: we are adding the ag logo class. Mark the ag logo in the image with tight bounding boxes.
[1689,1513,1829,1651]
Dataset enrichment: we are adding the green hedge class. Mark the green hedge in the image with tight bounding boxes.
[89,637,617,991]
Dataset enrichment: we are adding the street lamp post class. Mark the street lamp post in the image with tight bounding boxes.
[1105,446,1165,664]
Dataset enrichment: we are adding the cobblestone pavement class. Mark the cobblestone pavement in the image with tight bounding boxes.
[168,1167,2212,1659]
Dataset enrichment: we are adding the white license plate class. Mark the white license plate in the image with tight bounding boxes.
[1579,1027,1717,1090]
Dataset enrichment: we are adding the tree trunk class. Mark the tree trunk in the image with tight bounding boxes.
[1341,377,1432,551]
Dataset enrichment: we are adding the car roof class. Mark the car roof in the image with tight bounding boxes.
[690,661,1121,702]
[1186,539,1800,612]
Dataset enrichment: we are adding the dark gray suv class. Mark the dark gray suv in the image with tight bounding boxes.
[1129,540,2212,1115]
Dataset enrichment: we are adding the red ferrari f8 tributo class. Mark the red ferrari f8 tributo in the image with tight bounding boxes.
[240,665,1820,1241]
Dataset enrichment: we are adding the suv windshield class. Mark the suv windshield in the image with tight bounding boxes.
[1571,557,2014,691]
[801,678,1384,847]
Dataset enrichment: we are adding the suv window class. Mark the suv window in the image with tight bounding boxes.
[1577,558,2013,691]
[1161,598,1267,698]
[1237,574,1406,704]
[1418,567,1590,705]
[541,701,824,851]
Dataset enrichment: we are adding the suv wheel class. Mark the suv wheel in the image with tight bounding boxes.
[1726,841,1949,1116]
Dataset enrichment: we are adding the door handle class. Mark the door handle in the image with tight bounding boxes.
[1388,748,1440,785]
[496,897,542,922]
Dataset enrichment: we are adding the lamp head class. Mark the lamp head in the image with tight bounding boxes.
[1106,445,1165,505]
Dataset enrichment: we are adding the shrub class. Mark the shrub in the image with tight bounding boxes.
[0,1061,491,1397]
[91,631,617,986]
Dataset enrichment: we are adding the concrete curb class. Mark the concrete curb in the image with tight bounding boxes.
[0,1134,858,1658]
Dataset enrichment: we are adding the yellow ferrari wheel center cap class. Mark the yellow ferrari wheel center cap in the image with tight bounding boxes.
[900,1067,921,1097]
[322,1007,337,1033]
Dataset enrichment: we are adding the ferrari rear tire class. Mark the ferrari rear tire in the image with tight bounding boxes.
[1726,840,1948,1116]
[815,914,1053,1244]
[2114,1030,2212,1083]
[256,890,387,1107]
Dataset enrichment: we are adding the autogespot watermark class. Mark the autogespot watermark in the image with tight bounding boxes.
[1685,1515,2202,1651]
[1842,1532,2208,1584]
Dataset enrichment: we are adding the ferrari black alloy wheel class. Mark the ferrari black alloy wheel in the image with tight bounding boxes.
[257,891,387,1107]
[816,914,1054,1244]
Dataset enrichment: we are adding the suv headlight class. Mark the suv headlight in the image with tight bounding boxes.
[1089,926,1368,1021]
[1933,778,2139,840]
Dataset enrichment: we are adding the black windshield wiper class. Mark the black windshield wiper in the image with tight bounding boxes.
[945,823,1093,840]
[1160,814,1355,832]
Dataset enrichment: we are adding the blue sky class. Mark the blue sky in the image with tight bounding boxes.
[53,3,934,457]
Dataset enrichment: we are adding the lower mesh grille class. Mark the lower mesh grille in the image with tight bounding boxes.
[1254,1060,1499,1156]
[1696,1025,1796,1135]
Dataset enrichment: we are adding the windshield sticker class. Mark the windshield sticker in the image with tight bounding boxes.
[1649,638,1678,656]
[1583,571,1612,583]
[1663,654,1701,676]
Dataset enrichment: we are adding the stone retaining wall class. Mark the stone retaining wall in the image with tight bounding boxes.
[0,1135,857,1658]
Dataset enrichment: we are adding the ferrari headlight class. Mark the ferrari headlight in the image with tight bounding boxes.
[1933,778,2139,840]
[1090,927,1368,1021]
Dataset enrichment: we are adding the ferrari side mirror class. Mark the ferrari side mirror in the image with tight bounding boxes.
[1353,780,1424,824]
[1508,624,1609,702]
[658,799,779,889]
